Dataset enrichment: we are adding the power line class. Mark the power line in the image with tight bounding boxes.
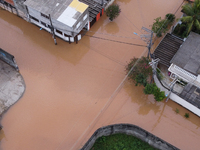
[81,42,126,66]
[84,34,147,47]
[83,29,142,40]
[121,12,142,34]
[69,47,148,150]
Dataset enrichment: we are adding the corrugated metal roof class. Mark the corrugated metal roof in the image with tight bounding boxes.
[153,33,183,67]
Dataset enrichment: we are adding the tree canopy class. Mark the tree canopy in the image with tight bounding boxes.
[181,0,200,34]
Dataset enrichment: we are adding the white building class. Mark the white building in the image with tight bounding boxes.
[24,0,89,42]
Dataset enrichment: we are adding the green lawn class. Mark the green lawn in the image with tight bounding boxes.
[90,133,158,150]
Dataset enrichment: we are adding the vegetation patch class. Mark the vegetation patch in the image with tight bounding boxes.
[126,57,166,101]
[172,23,188,38]
[151,13,175,37]
[90,133,158,150]
[173,0,200,38]
[106,4,121,21]
[184,113,190,118]
[126,57,152,84]
[175,108,179,114]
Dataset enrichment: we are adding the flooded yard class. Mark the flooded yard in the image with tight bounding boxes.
[0,0,199,150]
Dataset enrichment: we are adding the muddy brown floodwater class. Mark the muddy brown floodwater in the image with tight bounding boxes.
[0,0,199,150]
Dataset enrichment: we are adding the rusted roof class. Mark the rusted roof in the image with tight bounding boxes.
[153,33,183,67]
[79,0,104,21]
[4,0,14,5]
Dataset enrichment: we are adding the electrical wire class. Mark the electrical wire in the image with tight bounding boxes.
[69,47,148,150]
[121,11,142,34]
[84,34,147,47]
[82,29,142,40]
[81,41,126,66]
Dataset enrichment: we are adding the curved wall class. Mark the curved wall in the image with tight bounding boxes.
[81,124,179,150]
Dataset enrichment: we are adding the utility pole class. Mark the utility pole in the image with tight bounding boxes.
[49,14,57,45]
[141,27,154,59]
[148,31,153,59]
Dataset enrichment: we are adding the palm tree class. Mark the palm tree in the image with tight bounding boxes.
[181,0,200,34]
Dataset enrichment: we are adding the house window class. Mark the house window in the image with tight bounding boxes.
[48,25,51,29]
[76,22,80,29]
[30,15,39,22]
[56,29,63,35]
[41,13,49,19]
[83,14,87,21]
[41,21,47,27]
[64,33,69,37]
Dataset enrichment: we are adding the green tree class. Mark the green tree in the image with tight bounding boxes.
[135,73,147,86]
[126,57,152,84]
[105,4,121,21]
[151,13,175,37]
[181,0,200,34]
[151,17,168,37]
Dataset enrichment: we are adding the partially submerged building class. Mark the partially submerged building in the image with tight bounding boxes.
[154,32,200,116]
[169,32,200,108]
[0,0,113,43]
[24,0,89,42]
[0,0,18,15]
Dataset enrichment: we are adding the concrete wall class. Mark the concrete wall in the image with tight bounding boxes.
[81,124,179,150]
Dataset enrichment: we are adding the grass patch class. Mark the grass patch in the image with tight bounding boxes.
[90,133,158,150]
[175,108,179,114]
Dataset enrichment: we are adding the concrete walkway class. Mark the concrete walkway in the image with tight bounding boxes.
[0,60,25,117]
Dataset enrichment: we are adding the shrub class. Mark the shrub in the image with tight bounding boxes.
[173,23,188,38]
[144,83,157,94]
[184,113,189,118]
[151,17,168,37]
[151,13,175,37]
[144,83,166,101]
[105,4,121,21]
[153,88,166,101]
[126,57,165,101]
[135,73,147,86]
[165,13,175,23]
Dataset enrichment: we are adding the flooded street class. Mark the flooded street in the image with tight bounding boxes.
[0,0,199,150]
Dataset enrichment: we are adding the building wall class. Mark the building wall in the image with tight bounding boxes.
[73,8,90,35]
[13,0,26,12]
[27,7,74,39]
